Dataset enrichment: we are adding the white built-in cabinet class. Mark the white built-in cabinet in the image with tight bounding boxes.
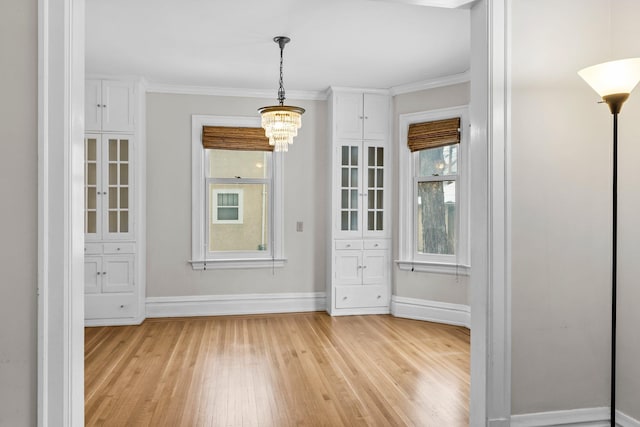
[85,79,135,133]
[327,89,391,315]
[84,78,145,325]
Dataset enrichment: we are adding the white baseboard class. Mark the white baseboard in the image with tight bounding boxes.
[511,407,640,427]
[390,296,470,328]
[84,315,145,327]
[146,292,326,318]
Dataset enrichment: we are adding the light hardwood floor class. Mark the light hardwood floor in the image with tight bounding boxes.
[85,313,469,426]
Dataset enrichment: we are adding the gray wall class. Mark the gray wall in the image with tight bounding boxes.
[392,83,471,304]
[146,93,327,296]
[511,0,640,418]
[0,0,38,425]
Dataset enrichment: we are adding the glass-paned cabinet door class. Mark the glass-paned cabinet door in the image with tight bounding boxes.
[85,135,101,240]
[364,141,385,235]
[102,135,133,239]
[338,144,361,234]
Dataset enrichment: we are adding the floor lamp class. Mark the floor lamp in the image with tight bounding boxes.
[578,57,640,427]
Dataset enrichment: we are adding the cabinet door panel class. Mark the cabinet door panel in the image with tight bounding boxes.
[363,141,387,237]
[336,142,362,237]
[85,80,102,132]
[363,94,389,140]
[85,134,102,240]
[102,135,134,240]
[101,80,135,132]
[335,251,362,286]
[335,93,363,140]
[84,257,101,294]
[362,250,388,286]
[102,256,134,293]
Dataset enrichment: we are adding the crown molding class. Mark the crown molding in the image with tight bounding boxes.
[146,82,328,101]
[141,71,469,100]
[389,70,471,96]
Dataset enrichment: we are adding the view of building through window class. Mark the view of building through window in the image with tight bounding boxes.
[206,149,271,253]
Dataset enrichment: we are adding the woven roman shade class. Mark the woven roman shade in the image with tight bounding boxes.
[202,126,273,151]
[407,117,461,152]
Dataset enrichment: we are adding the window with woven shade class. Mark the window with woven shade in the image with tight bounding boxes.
[191,117,285,270]
[398,108,470,275]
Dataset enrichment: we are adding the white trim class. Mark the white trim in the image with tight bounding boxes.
[511,407,640,427]
[146,292,326,318]
[328,86,391,96]
[84,316,145,328]
[390,70,471,96]
[469,0,511,425]
[189,258,287,270]
[391,296,470,328]
[397,105,470,268]
[147,82,327,101]
[38,0,85,425]
[396,260,471,275]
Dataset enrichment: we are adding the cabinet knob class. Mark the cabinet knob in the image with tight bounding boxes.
[97,272,101,275]
[364,116,369,119]
[363,265,367,269]
[103,271,107,275]
[374,243,379,247]
[346,244,351,248]
[102,104,107,108]
[119,305,124,309]
[357,265,362,269]
[96,104,101,108]
[117,247,121,251]
[359,116,364,119]
[377,295,381,299]
[343,296,348,300]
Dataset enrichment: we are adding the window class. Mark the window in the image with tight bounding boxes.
[191,115,285,269]
[397,107,470,275]
[212,190,243,224]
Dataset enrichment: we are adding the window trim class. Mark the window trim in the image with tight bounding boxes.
[191,115,285,270]
[397,106,470,275]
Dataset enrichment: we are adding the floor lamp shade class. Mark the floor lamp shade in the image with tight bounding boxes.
[579,58,640,113]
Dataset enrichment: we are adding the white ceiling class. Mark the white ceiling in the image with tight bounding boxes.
[86,0,470,93]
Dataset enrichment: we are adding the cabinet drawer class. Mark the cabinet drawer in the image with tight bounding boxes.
[335,240,363,250]
[85,293,138,319]
[84,243,103,255]
[335,285,388,309]
[363,240,389,250]
[103,242,135,254]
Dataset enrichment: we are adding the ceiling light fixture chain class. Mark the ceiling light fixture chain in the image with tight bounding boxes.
[276,36,289,106]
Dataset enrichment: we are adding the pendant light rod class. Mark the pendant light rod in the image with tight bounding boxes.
[274,36,290,106]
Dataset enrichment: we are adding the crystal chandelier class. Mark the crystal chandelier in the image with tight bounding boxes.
[258,36,305,152]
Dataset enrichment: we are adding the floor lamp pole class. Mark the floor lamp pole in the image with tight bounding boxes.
[611,111,618,427]
[578,56,640,427]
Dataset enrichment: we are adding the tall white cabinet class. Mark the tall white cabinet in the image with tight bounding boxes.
[327,89,391,315]
[84,78,146,326]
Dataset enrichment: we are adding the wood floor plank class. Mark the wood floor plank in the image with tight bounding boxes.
[85,313,469,426]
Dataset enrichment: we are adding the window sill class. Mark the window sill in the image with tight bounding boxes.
[396,260,471,276]
[189,258,287,271]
